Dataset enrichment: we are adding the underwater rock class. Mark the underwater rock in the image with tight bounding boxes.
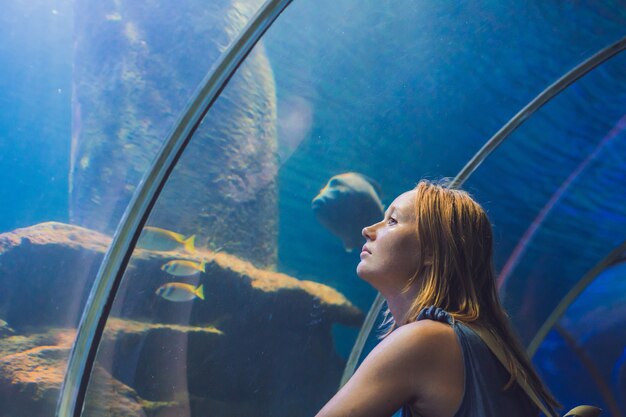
[0,222,111,330]
[0,323,201,417]
[0,222,364,416]
[69,0,278,269]
[0,329,75,417]
[107,249,363,417]
[116,243,364,329]
[0,320,14,338]
[81,366,149,417]
[0,222,361,328]
[88,319,222,417]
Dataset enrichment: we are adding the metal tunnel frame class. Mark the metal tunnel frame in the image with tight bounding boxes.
[527,242,626,357]
[54,1,626,413]
[341,36,626,385]
[55,1,293,416]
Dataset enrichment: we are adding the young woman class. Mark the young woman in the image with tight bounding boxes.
[316,180,560,417]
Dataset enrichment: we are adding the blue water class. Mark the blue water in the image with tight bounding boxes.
[2,0,626,416]
[0,0,72,233]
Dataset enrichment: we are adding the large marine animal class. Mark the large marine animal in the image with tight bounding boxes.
[311,172,384,252]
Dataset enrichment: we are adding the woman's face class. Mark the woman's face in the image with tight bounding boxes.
[356,190,421,294]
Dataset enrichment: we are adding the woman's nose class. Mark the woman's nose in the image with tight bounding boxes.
[362,224,374,240]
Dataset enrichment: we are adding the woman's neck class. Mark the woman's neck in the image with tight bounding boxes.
[384,283,420,326]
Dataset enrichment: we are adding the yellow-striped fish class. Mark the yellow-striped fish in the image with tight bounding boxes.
[155,283,204,302]
[161,259,206,276]
[137,226,196,253]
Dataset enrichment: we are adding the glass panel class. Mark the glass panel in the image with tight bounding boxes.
[464,50,626,346]
[0,0,625,416]
[76,1,626,416]
[0,2,76,416]
[79,34,367,416]
[70,0,265,234]
[0,0,264,416]
[533,261,626,415]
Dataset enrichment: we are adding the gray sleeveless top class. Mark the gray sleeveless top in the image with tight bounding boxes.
[401,306,539,417]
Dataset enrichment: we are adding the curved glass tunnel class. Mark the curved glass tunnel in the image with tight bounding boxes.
[0,1,626,416]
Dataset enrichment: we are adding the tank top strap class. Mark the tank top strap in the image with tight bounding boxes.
[416,305,455,326]
[406,306,538,417]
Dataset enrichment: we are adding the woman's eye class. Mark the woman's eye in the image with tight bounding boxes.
[387,217,397,225]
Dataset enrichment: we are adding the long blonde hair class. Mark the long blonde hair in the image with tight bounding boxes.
[385,179,560,414]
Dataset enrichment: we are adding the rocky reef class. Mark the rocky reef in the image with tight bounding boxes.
[0,222,364,417]
[0,326,177,417]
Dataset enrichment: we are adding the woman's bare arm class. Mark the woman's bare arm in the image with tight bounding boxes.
[315,320,453,417]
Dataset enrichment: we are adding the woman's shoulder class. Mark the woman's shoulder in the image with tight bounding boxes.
[314,315,464,417]
[380,319,459,372]
[390,321,464,417]
[393,319,455,343]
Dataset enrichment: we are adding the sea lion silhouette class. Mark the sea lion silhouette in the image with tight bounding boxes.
[311,172,384,252]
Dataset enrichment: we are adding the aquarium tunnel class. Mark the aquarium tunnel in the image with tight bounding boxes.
[1,0,626,416]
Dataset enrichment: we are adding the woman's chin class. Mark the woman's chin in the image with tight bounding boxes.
[356,262,373,281]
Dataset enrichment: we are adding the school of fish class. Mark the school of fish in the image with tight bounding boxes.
[137,226,207,302]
